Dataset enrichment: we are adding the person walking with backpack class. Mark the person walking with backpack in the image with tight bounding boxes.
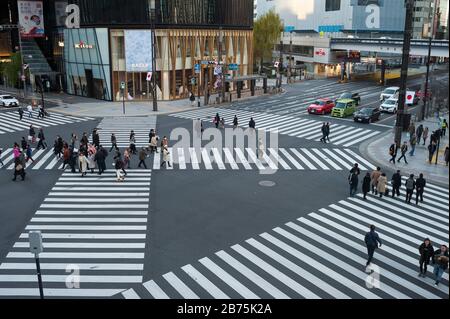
[362,173,371,199]
[364,225,382,267]
[418,238,434,278]
[432,245,449,286]
[405,174,416,204]
[391,170,402,198]
[376,173,388,198]
[415,173,426,205]
[370,167,381,195]
[397,141,408,164]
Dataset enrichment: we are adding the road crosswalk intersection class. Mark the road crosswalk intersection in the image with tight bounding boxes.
[120,180,449,299]
[170,108,381,147]
[0,110,95,134]
[0,170,151,298]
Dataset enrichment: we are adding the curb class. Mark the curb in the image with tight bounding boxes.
[360,130,449,188]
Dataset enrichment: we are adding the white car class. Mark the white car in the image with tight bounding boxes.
[0,95,19,107]
[380,86,399,102]
[380,97,398,113]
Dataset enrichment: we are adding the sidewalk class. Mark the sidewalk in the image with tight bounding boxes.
[362,114,449,187]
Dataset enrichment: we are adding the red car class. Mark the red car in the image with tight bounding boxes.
[307,98,335,115]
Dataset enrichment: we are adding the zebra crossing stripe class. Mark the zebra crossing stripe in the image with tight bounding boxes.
[232,243,321,299]
[122,288,141,299]
[290,148,316,169]
[0,275,142,283]
[215,250,290,299]
[153,151,161,169]
[7,252,144,259]
[199,257,260,299]
[0,288,123,297]
[163,272,200,299]
[300,148,329,170]
[322,149,352,170]
[343,149,376,170]
[342,131,380,147]
[257,233,377,299]
[143,280,170,299]
[274,226,410,299]
[181,264,230,299]
[303,215,443,299]
[178,148,187,169]
[268,148,291,169]
[234,148,252,170]
[246,148,265,170]
[188,147,200,169]
[311,148,342,170]
[223,148,239,169]
[0,263,143,270]
[212,148,226,170]
[201,148,213,170]
[32,149,54,169]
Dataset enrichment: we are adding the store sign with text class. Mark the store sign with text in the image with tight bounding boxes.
[74,41,94,49]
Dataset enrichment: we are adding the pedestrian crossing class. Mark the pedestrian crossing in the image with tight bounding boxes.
[0,170,151,298]
[170,108,381,147]
[0,110,95,134]
[0,146,376,171]
[120,181,449,299]
[93,116,157,148]
[152,147,375,171]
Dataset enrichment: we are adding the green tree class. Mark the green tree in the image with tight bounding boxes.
[2,53,22,87]
[253,9,283,73]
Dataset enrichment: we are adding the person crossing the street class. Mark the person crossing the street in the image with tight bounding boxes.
[110,133,118,152]
[21,137,28,151]
[129,130,137,154]
[325,122,331,142]
[138,148,148,169]
[320,123,327,143]
[95,145,107,175]
[349,172,358,197]
[441,119,448,137]
[370,167,381,195]
[214,113,220,128]
[249,117,256,130]
[409,134,417,156]
[160,146,171,168]
[78,152,88,177]
[18,107,24,120]
[376,173,388,198]
[391,170,401,198]
[422,127,429,145]
[92,129,100,148]
[36,128,46,150]
[29,125,36,144]
[362,173,371,199]
[416,124,424,143]
[389,142,398,164]
[432,245,449,286]
[418,238,434,278]
[12,151,26,181]
[27,104,33,118]
[233,115,238,129]
[405,174,416,204]
[364,225,382,267]
[415,173,426,205]
[25,144,35,163]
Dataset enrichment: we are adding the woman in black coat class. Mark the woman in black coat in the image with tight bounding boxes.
[362,172,371,199]
[418,238,434,277]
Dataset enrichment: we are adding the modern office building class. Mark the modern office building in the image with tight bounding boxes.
[258,0,408,77]
[63,0,254,102]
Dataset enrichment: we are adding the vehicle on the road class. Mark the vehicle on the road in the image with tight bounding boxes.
[380,86,399,101]
[335,92,361,106]
[307,98,335,115]
[353,107,381,123]
[331,99,357,118]
[380,97,398,113]
[0,95,19,107]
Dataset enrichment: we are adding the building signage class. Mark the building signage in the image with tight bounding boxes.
[318,25,343,33]
[194,64,201,73]
[228,63,239,71]
[125,30,153,72]
[17,0,45,38]
[284,26,295,33]
[74,41,94,49]
[315,48,327,56]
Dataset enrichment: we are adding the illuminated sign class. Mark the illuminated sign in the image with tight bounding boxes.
[74,41,93,49]
[315,48,326,56]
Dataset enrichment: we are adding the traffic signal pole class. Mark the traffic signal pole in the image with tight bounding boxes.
[394,0,414,146]
[421,0,436,121]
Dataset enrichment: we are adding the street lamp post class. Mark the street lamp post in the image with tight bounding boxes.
[151,17,158,111]
[394,0,414,146]
[219,26,226,103]
[421,0,436,121]
[278,32,283,89]
[288,31,293,83]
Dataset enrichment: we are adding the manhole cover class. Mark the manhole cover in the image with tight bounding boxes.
[259,181,276,187]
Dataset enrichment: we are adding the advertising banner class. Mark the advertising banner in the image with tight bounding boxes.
[54,1,68,27]
[125,30,153,72]
[17,0,45,38]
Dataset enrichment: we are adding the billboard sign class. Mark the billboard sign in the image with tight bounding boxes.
[318,25,343,33]
[17,1,45,38]
[125,30,153,72]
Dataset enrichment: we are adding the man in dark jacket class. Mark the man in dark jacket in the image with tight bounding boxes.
[362,173,371,199]
[405,174,416,203]
[415,173,426,204]
[325,122,331,142]
[95,145,107,175]
[349,173,358,197]
[397,141,408,164]
[418,238,434,277]
[416,124,424,142]
[320,123,327,143]
[432,245,449,286]
[92,129,100,148]
[110,133,118,152]
[389,143,398,164]
[249,118,256,130]
[391,170,402,198]
[364,225,382,266]
[36,128,46,150]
